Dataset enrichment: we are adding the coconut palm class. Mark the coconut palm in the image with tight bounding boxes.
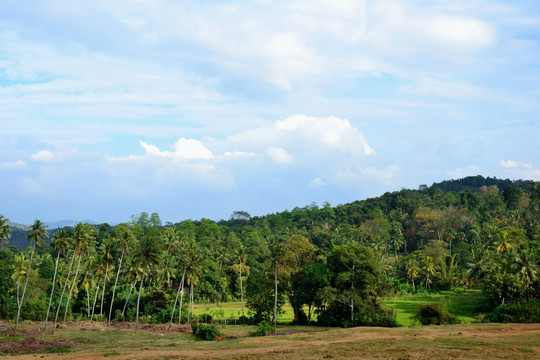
[99,235,117,316]
[406,259,419,292]
[42,229,71,338]
[132,232,162,342]
[63,222,96,322]
[235,245,248,322]
[0,214,11,248]
[108,224,136,325]
[16,219,48,330]
[11,254,28,314]
[423,256,436,289]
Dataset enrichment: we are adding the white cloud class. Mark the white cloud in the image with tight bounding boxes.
[30,150,55,162]
[139,138,214,160]
[500,160,533,169]
[0,160,26,170]
[267,147,294,164]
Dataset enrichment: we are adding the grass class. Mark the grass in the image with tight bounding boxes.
[193,289,483,327]
[2,321,538,359]
[384,289,484,326]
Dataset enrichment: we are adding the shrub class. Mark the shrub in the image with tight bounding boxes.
[190,317,199,333]
[196,324,221,341]
[412,302,458,325]
[485,299,540,323]
[253,320,273,336]
[199,313,213,323]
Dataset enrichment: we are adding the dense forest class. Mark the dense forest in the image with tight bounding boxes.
[0,175,539,330]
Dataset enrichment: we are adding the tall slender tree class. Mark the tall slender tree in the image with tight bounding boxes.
[108,224,136,325]
[15,219,48,330]
[42,229,70,338]
[63,223,95,322]
[133,232,162,342]
[99,236,116,316]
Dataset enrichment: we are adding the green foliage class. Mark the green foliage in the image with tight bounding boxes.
[411,301,458,325]
[485,299,540,323]
[253,320,273,336]
[190,316,199,333]
[195,324,222,341]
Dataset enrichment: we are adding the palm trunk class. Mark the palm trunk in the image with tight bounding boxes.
[15,244,35,330]
[100,262,109,316]
[108,252,124,325]
[239,264,244,323]
[53,249,77,331]
[122,281,135,319]
[178,275,186,325]
[169,269,185,329]
[91,284,100,321]
[187,281,194,323]
[64,254,82,322]
[42,252,61,338]
[134,272,145,342]
[86,284,91,317]
[274,264,277,334]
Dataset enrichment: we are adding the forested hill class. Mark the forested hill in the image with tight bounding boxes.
[429,175,534,193]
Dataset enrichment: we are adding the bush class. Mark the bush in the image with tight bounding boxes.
[190,317,199,333]
[485,299,540,323]
[196,324,221,341]
[253,320,273,336]
[412,302,458,325]
[199,313,212,323]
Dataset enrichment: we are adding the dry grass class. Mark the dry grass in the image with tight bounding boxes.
[1,321,539,359]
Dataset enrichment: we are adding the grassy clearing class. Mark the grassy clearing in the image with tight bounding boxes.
[194,289,483,327]
[384,289,484,326]
[192,301,297,323]
[1,321,538,359]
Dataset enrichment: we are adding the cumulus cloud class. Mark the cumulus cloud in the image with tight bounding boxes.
[267,147,294,164]
[140,138,214,160]
[309,177,326,189]
[499,160,539,181]
[30,150,54,162]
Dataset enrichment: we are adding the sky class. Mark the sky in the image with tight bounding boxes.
[1,0,539,225]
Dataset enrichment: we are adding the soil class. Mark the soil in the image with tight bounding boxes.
[1,321,539,360]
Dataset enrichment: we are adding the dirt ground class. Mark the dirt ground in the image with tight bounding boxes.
[1,321,539,360]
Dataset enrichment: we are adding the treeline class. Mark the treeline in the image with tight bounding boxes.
[0,175,538,329]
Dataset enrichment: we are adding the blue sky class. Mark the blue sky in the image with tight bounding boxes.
[1,0,539,225]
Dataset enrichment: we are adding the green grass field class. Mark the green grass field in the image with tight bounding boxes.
[193,289,483,326]
[384,289,484,326]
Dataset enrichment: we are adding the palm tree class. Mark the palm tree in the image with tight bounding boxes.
[0,214,11,248]
[108,224,136,325]
[42,229,70,338]
[122,263,143,320]
[132,232,162,342]
[16,219,48,330]
[11,254,27,316]
[235,245,248,322]
[423,256,436,289]
[63,223,95,322]
[270,239,284,334]
[406,259,419,292]
[99,236,116,317]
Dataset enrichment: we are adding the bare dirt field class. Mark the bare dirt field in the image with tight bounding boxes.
[1,321,539,360]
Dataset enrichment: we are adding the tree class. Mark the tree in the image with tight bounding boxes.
[16,219,48,329]
[231,245,249,322]
[281,235,316,323]
[0,214,11,248]
[423,256,436,289]
[99,235,117,316]
[42,229,70,337]
[132,231,162,342]
[108,224,136,325]
[62,222,95,323]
